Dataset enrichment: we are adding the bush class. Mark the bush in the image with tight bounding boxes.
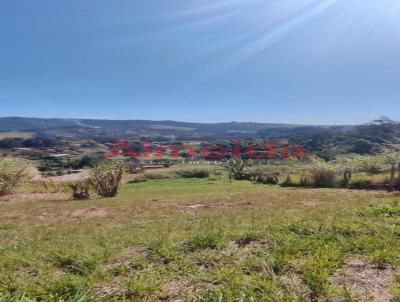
[226,159,249,180]
[348,179,375,190]
[128,173,170,183]
[281,175,295,187]
[0,157,32,196]
[176,169,209,179]
[299,173,312,187]
[78,155,99,168]
[68,180,91,200]
[311,168,337,188]
[365,165,383,175]
[144,173,170,180]
[90,161,124,197]
[259,175,279,185]
[254,174,279,185]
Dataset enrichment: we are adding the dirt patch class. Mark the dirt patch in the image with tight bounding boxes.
[160,281,191,302]
[0,192,68,204]
[329,257,396,302]
[234,237,265,248]
[70,207,108,219]
[96,281,122,299]
[280,272,312,301]
[185,204,206,209]
[0,212,20,219]
[298,199,322,206]
[48,172,89,183]
[106,246,147,270]
[105,245,168,273]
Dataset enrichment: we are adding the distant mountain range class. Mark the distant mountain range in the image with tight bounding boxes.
[0,117,350,140]
[2,117,399,157]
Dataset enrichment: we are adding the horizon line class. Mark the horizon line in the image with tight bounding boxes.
[0,115,368,127]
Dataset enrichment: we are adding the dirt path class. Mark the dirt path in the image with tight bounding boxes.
[33,171,89,183]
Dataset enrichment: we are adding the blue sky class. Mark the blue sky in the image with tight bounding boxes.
[1,0,400,124]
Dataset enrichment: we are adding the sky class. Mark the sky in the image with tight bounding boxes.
[0,0,400,125]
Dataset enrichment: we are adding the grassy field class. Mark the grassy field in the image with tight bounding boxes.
[1,178,400,301]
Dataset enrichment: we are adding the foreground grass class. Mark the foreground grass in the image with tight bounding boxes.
[0,178,400,301]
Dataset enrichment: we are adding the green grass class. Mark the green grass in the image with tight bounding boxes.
[359,203,400,217]
[0,178,400,301]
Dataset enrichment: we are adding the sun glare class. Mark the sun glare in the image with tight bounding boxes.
[171,0,400,71]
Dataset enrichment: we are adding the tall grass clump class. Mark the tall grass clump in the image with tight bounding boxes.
[68,180,91,200]
[186,232,225,252]
[311,167,337,188]
[90,160,124,197]
[0,157,32,196]
[227,158,249,180]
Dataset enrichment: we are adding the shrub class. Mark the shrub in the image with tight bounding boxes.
[311,168,337,188]
[255,174,279,185]
[281,175,295,187]
[128,173,170,183]
[226,158,248,180]
[342,170,352,184]
[176,169,209,179]
[0,157,32,196]
[144,173,170,180]
[348,179,374,190]
[300,173,312,187]
[68,180,91,200]
[365,165,383,175]
[90,161,124,197]
[78,155,99,168]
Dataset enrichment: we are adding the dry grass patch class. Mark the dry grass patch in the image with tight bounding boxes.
[329,257,396,301]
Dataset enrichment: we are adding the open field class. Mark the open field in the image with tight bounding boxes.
[1,178,400,301]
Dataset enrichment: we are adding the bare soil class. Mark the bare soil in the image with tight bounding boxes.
[329,257,396,302]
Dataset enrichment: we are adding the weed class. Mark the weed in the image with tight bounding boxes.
[186,233,225,252]
[360,204,400,217]
[125,272,160,298]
